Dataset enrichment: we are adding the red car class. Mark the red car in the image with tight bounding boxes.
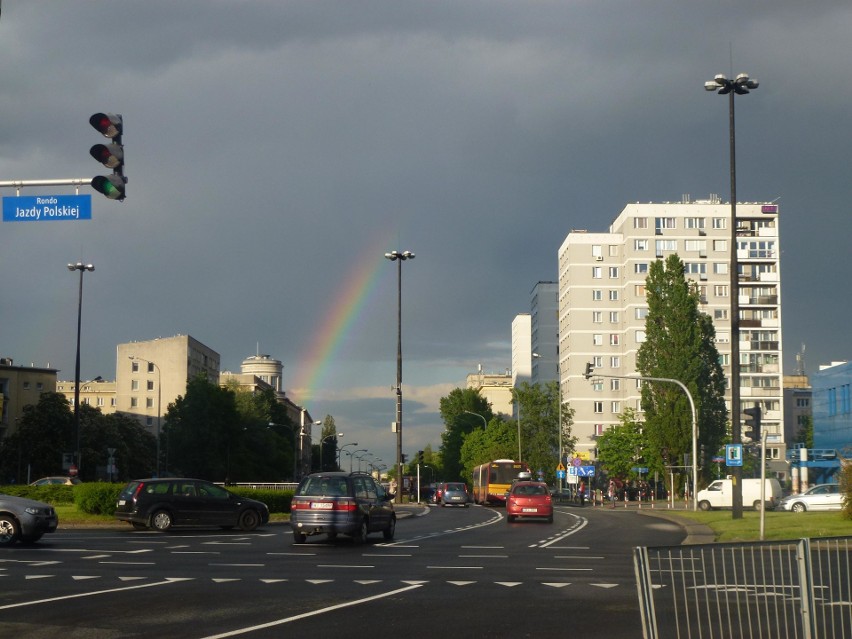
[506,481,553,523]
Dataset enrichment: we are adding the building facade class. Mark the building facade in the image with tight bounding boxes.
[466,367,514,417]
[0,358,58,439]
[558,198,784,462]
[530,281,559,386]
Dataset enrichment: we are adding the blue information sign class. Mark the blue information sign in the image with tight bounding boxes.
[725,444,743,467]
[577,466,595,477]
[3,195,92,222]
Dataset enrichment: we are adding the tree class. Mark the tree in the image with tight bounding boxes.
[458,417,516,481]
[596,409,648,480]
[793,415,814,449]
[635,254,728,486]
[512,381,576,485]
[438,388,493,481]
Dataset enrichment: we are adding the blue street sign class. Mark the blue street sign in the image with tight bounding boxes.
[556,470,566,479]
[631,466,649,474]
[3,195,92,222]
[725,444,743,467]
[577,466,595,477]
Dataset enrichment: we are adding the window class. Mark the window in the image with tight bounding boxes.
[684,240,706,252]
[147,380,155,391]
[635,330,646,343]
[684,263,706,276]
[592,267,602,279]
[610,379,620,391]
[609,245,619,257]
[714,309,729,320]
[592,381,603,392]
[593,334,603,346]
[131,361,139,373]
[594,424,606,436]
[713,239,727,251]
[634,217,648,229]
[592,289,602,301]
[592,311,603,323]
[609,290,619,301]
[593,401,604,414]
[635,307,649,320]
[714,285,729,297]
[130,397,138,408]
[635,284,647,297]
[655,239,677,253]
[610,356,620,368]
[592,245,603,258]
[609,311,619,323]
[592,356,604,368]
[712,218,727,230]
[97,397,104,407]
[634,239,648,251]
[655,217,676,231]
[634,262,649,274]
[716,332,730,343]
[611,401,621,413]
[146,398,154,409]
[610,334,620,346]
[608,266,619,279]
[685,217,705,230]
[714,263,728,275]
[131,380,139,391]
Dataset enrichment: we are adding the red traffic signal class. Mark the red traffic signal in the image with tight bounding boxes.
[89,113,122,139]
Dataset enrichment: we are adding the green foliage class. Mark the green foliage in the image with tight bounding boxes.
[842,460,852,520]
[636,254,728,484]
[74,482,123,515]
[438,388,493,481]
[512,381,576,485]
[597,409,648,479]
[793,415,814,449]
[459,418,517,480]
[0,484,77,504]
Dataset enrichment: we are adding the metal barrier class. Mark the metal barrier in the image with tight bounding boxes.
[634,536,852,639]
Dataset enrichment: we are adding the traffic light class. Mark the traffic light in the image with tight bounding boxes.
[417,450,424,464]
[89,113,126,201]
[743,406,762,442]
[584,362,594,379]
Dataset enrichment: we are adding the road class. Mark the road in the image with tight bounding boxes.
[0,503,686,638]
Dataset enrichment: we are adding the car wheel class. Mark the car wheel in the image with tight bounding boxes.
[0,515,20,546]
[547,515,554,524]
[383,516,396,541]
[698,500,712,512]
[352,519,368,545]
[151,510,173,532]
[238,509,260,532]
[131,522,148,530]
[753,500,765,512]
[506,515,515,523]
[292,529,307,544]
[792,502,807,513]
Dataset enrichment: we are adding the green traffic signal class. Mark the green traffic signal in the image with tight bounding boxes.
[91,175,126,201]
[89,112,125,200]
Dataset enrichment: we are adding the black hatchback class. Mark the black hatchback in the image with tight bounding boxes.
[114,478,269,532]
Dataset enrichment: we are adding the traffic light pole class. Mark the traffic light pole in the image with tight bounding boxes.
[585,369,698,511]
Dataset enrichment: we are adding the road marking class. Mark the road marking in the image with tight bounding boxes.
[198,583,424,638]
[538,515,589,548]
[536,567,593,572]
[361,553,412,557]
[496,582,523,587]
[459,554,508,558]
[0,577,193,610]
[426,566,483,570]
[461,545,504,549]
[447,581,476,586]
[317,565,375,569]
[209,563,265,567]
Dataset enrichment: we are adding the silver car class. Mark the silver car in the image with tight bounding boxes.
[441,482,471,507]
[777,484,844,512]
[0,493,59,546]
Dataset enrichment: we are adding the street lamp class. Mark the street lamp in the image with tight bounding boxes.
[129,356,161,476]
[356,452,373,472]
[350,449,367,473]
[68,261,94,476]
[705,72,759,520]
[319,433,343,472]
[338,442,358,468]
[385,249,414,503]
[464,410,487,429]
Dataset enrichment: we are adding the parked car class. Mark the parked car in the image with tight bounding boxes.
[114,478,269,532]
[30,476,81,486]
[506,481,553,523]
[441,482,470,507]
[777,484,845,512]
[290,471,395,544]
[432,483,445,504]
[0,493,59,546]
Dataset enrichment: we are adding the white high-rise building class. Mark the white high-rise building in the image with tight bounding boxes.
[558,197,784,461]
[511,313,532,390]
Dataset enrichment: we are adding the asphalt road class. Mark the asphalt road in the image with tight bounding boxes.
[0,504,686,638]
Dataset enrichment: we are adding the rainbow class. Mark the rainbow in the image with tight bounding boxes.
[290,235,396,402]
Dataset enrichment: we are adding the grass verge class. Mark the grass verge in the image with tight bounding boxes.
[671,509,850,542]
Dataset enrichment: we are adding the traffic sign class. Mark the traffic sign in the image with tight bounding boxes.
[725,444,743,467]
[556,470,565,479]
[571,457,582,468]
[3,195,92,222]
[577,466,595,477]
[556,463,565,471]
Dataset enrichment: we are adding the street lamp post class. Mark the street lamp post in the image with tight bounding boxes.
[338,442,358,469]
[350,449,367,473]
[68,261,94,475]
[129,356,161,476]
[319,433,343,472]
[705,72,759,520]
[385,249,414,503]
[464,410,487,429]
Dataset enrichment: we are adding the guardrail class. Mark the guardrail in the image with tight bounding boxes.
[634,536,852,638]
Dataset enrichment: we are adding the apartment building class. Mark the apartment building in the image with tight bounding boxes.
[558,198,784,462]
[530,281,559,386]
[115,335,221,434]
[0,358,58,439]
[466,367,514,417]
[511,313,532,389]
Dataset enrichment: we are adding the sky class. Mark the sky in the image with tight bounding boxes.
[1,1,850,471]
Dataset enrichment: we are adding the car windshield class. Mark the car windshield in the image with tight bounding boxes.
[513,484,547,496]
[446,484,465,491]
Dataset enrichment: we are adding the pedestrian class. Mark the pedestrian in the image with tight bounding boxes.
[579,480,586,506]
[608,479,616,508]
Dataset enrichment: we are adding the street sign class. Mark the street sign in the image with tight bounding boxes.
[556,463,565,471]
[577,466,595,477]
[556,470,565,479]
[3,194,92,222]
[725,444,743,467]
[631,466,649,474]
[571,457,582,468]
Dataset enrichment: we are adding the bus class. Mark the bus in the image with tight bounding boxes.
[472,459,531,505]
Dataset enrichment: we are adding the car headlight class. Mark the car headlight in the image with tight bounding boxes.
[24,507,44,515]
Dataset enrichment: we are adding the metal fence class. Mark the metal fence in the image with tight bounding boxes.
[634,536,852,639]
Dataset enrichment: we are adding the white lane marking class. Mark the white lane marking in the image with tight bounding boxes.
[198,583,423,638]
[458,555,508,558]
[317,565,375,569]
[537,515,589,548]
[0,577,193,610]
[383,510,502,546]
[536,567,593,572]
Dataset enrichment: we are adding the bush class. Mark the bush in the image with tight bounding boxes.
[843,460,851,520]
[0,484,77,504]
[228,487,293,513]
[75,482,124,515]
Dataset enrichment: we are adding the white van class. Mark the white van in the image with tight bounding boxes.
[697,478,782,511]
